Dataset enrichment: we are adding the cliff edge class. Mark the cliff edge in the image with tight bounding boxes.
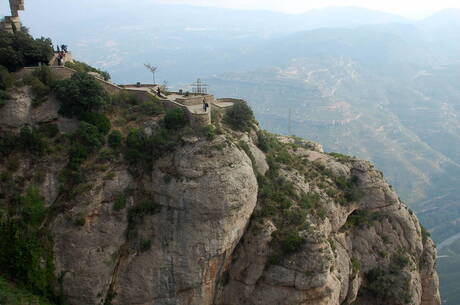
[0,66,440,305]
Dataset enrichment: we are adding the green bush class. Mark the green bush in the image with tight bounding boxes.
[344,210,385,229]
[18,126,47,155]
[0,89,11,107]
[67,143,89,170]
[108,130,123,148]
[65,60,111,81]
[55,72,108,118]
[199,125,216,140]
[140,239,152,252]
[0,276,55,305]
[140,101,164,115]
[38,123,59,138]
[75,122,105,149]
[113,195,127,212]
[151,128,181,160]
[0,65,13,90]
[365,267,411,304]
[80,112,111,135]
[351,258,361,275]
[0,131,17,156]
[27,77,50,106]
[125,129,149,164]
[111,91,141,106]
[299,192,320,210]
[224,101,254,131]
[163,108,188,130]
[0,30,53,71]
[280,231,305,254]
[127,199,161,239]
[0,187,55,300]
[32,66,56,88]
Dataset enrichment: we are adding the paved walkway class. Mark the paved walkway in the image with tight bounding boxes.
[213,101,234,108]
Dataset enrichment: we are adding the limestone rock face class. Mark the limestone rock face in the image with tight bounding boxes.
[218,147,441,305]
[0,87,60,130]
[51,136,258,305]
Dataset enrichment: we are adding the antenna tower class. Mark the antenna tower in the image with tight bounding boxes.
[191,78,208,94]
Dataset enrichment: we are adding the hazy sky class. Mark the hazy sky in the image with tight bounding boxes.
[153,0,460,18]
[1,0,459,19]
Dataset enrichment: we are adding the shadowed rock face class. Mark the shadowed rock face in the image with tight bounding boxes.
[217,140,440,305]
[0,88,440,305]
[51,136,258,305]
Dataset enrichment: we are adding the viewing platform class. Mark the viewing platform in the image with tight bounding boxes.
[16,66,240,128]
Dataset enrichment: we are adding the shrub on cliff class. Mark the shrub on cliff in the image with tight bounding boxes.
[0,29,53,71]
[65,60,111,81]
[108,130,123,148]
[365,252,412,304]
[75,122,105,149]
[0,187,55,300]
[23,75,50,107]
[0,66,12,90]
[0,90,10,108]
[125,129,150,165]
[224,101,254,131]
[55,72,109,117]
[18,126,47,155]
[32,65,56,88]
[163,108,188,130]
[0,66,12,107]
[80,112,111,135]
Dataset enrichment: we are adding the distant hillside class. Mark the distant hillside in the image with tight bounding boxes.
[21,2,410,84]
[418,8,460,28]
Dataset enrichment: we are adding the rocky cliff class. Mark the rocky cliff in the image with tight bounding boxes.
[0,76,440,305]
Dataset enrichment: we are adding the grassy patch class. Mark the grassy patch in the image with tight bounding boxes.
[0,276,54,305]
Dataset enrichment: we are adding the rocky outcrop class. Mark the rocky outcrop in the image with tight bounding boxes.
[0,86,78,133]
[217,141,441,305]
[51,136,258,305]
[0,87,440,305]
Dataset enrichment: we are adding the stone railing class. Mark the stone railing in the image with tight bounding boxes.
[119,84,157,89]
[216,98,245,104]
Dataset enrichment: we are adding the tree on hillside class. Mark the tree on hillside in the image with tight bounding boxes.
[55,72,109,118]
[224,101,255,131]
[0,29,53,71]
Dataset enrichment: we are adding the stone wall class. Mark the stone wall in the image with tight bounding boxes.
[162,99,211,128]
[123,89,157,103]
[189,111,211,128]
[216,98,245,104]
[119,84,157,89]
[96,78,123,95]
[176,95,214,106]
